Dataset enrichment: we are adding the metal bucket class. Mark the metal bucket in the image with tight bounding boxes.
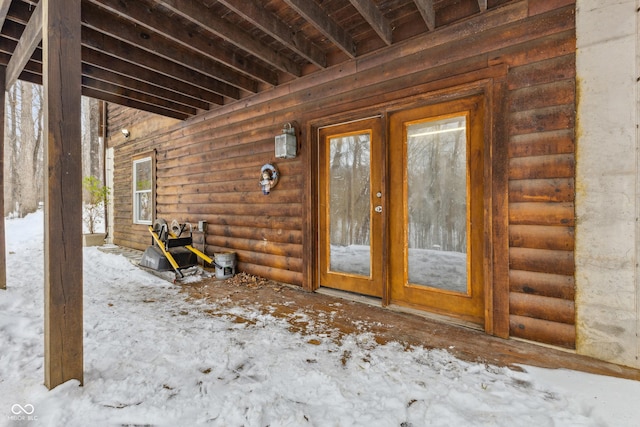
[215,251,236,279]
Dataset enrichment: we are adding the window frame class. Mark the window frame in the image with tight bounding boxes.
[132,152,155,225]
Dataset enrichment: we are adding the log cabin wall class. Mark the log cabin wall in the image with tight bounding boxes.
[107,106,181,250]
[108,1,577,349]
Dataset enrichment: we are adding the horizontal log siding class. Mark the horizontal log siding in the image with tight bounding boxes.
[506,4,576,347]
[108,1,576,348]
[106,104,182,249]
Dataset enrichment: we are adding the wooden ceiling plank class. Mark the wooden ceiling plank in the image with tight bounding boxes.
[0,49,42,84]
[82,26,241,99]
[82,86,190,120]
[0,32,40,60]
[347,0,393,45]
[156,0,302,77]
[218,0,327,68]
[283,0,357,58]
[20,72,41,85]
[87,0,278,86]
[82,47,224,105]
[82,2,259,93]
[0,17,228,105]
[0,31,223,108]
[0,57,190,118]
[0,16,34,42]
[82,75,197,116]
[413,0,436,31]
[6,0,41,88]
[83,63,211,111]
[0,50,41,73]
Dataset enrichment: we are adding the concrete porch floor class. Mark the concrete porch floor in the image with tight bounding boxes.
[99,245,640,381]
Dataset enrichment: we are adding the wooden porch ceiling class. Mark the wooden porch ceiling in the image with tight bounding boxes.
[0,0,509,120]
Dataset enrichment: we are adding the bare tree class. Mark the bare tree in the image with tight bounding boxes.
[17,82,42,215]
[4,82,18,216]
[3,81,43,217]
[3,81,101,218]
[81,97,102,181]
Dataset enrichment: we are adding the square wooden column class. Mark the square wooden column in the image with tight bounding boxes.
[43,0,83,389]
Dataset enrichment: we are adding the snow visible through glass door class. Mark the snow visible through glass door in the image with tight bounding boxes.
[406,115,468,294]
[328,132,371,278]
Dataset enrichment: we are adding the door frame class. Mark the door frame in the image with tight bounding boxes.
[318,117,386,297]
[305,70,509,337]
[388,94,486,325]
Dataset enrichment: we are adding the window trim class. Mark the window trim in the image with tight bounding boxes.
[132,151,155,225]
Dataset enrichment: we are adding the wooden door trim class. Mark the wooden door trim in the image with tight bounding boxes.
[306,114,386,292]
[302,121,317,292]
[317,118,385,297]
[485,75,509,338]
[381,77,509,336]
[388,95,485,324]
[304,66,510,338]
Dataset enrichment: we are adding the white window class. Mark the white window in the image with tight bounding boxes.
[133,157,153,224]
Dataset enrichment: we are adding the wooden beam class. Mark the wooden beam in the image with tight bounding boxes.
[347,0,393,45]
[2,1,272,113]
[82,0,264,93]
[87,0,279,86]
[82,63,210,111]
[157,0,302,77]
[0,35,38,61]
[82,48,224,106]
[82,2,259,93]
[283,0,357,58]
[0,52,45,86]
[43,0,84,389]
[6,0,42,88]
[1,17,233,103]
[218,0,327,68]
[0,26,218,118]
[82,75,197,116]
[0,65,5,290]
[478,0,488,12]
[81,26,241,100]
[82,86,190,120]
[413,0,436,31]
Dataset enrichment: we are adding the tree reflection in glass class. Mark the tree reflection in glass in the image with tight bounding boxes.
[328,132,371,278]
[406,116,468,293]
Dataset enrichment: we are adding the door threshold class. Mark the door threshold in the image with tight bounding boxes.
[316,287,482,332]
[387,304,483,332]
[316,287,382,307]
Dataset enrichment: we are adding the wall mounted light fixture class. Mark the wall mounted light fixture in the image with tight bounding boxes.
[121,128,130,138]
[275,123,296,159]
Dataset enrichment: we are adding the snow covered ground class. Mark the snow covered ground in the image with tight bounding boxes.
[1,210,639,426]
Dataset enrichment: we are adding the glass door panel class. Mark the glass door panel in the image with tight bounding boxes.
[319,118,383,297]
[328,133,372,277]
[406,116,468,294]
[389,96,485,324]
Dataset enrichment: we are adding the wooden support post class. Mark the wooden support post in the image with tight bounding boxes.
[43,0,83,389]
[0,66,5,290]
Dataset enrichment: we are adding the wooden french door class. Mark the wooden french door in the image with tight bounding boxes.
[389,95,485,324]
[318,95,485,324]
[319,118,384,297]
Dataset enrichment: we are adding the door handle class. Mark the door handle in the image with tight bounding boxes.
[374,206,383,213]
